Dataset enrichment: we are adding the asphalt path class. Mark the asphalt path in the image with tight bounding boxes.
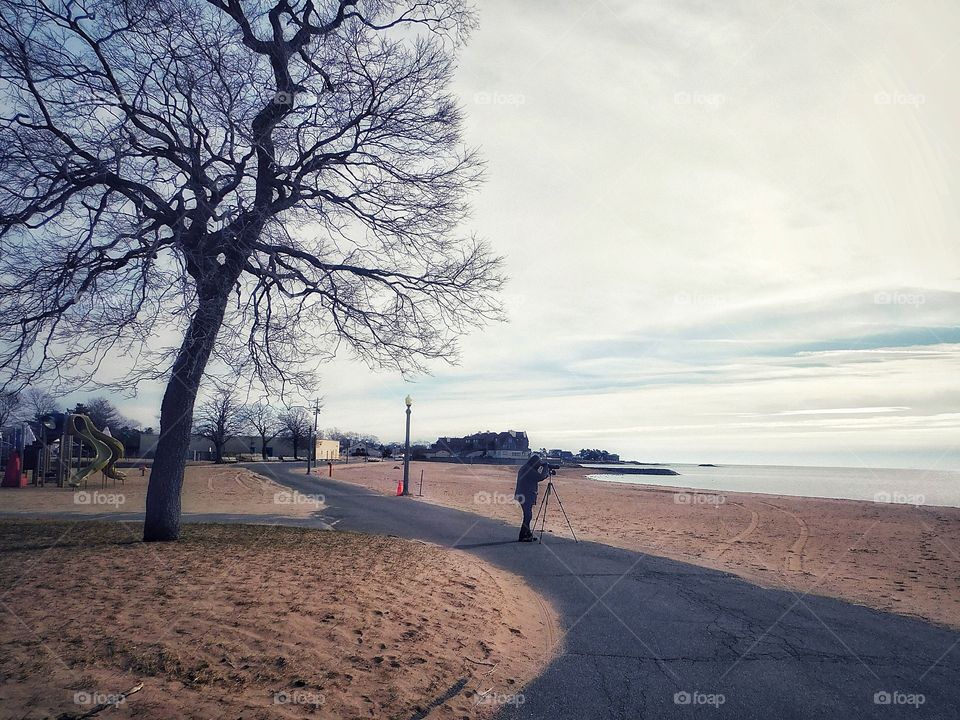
[245,463,960,720]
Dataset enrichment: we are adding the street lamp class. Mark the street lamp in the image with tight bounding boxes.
[402,394,412,495]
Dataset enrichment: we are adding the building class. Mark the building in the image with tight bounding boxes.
[429,430,530,461]
[345,442,382,458]
[315,439,340,460]
[546,449,576,463]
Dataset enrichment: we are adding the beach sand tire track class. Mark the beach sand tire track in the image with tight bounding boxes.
[760,502,809,573]
[532,583,560,660]
[706,504,760,560]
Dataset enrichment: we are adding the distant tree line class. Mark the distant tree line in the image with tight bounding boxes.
[190,389,386,464]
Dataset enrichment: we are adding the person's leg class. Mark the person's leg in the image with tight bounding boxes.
[520,500,534,540]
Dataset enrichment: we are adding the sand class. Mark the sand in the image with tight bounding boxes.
[329,461,960,629]
[0,464,323,519]
[0,521,557,719]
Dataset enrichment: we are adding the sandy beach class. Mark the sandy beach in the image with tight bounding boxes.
[327,461,960,629]
[0,464,323,519]
[0,521,556,719]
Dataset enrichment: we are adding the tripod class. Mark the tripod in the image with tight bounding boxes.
[532,479,578,543]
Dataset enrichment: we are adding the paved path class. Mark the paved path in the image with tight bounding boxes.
[247,463,960,720]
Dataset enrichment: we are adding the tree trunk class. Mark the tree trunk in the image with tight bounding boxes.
[214,443,224,464]
[144,281,235,542]
[292,436,299,460]
[261,438,268,460]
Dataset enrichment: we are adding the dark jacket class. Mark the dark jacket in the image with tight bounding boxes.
[514,457,549,505]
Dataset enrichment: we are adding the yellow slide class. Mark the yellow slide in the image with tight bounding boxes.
[89,423,126,482]
[66,414,126,487]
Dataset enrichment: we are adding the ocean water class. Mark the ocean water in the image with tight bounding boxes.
[582,463,960,508]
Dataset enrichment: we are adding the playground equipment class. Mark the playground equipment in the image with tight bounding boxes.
[91,424,126,484]
[2,450,26,488]
[64,414,126,488]
[31,412,126,488]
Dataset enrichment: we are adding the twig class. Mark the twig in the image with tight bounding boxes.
[71,682,144,719]
[464,657,495,666]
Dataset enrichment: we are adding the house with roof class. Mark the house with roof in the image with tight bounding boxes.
[429,430,530,461]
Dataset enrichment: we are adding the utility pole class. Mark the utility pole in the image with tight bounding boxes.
[306,398,321,475]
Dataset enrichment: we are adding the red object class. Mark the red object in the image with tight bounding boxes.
[396,477,403,496]
[3,451,26,488]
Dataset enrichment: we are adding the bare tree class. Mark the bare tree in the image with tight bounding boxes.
[247,400,280,460]
[325,427,379,455]
[0,0,502,540]
[22,389,60,422]
[193,387,247,463]
[83,397,125,430]
[279,407,311,460]
[0,390,20,430]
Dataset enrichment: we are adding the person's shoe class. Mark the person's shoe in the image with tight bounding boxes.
[518,534,536,542]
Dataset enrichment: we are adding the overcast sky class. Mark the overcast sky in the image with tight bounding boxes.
[112,0,959,469]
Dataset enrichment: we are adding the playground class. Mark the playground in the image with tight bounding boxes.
[0,409,330,521]
[2,412,127,491]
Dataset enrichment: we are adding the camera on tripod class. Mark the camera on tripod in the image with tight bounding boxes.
[531,461,577,543]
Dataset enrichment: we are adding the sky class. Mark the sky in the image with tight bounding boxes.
[106,0,959,469]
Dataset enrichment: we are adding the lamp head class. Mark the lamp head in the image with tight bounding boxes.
[404,394,412,407]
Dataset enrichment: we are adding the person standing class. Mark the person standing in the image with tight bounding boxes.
[514,454,550,542]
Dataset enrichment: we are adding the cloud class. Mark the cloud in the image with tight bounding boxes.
[74,0,960,470]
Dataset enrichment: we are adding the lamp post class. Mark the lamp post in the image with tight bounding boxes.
[402,395,412,495]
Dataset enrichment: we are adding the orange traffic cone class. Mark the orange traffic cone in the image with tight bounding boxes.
[396,477,403,496]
